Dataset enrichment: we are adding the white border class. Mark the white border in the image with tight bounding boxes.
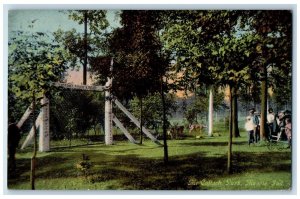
[0,0,298,5]
[1,1,299,199]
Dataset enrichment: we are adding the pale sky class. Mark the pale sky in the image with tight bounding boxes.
[8,10,120,33]
[8,10,120,85]
[9,10,81,33]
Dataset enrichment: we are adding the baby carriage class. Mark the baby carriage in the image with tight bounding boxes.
[267,110,291,150]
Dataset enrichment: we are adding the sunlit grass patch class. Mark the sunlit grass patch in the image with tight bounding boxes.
[199,171,291,190]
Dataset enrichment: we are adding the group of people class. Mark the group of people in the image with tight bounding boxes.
[244,108,292,147]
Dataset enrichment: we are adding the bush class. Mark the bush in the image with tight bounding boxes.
[75,154,93,180]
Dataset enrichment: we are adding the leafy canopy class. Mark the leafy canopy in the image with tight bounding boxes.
[9,31,69,101]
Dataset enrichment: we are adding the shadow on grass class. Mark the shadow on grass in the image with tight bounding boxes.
[87,152,221,190]
[8,155,73,187]
[50,142,104,152]
[231,151,291,173]
[8,144,292,190]
[177,140,248,147]
[107,151,290,190]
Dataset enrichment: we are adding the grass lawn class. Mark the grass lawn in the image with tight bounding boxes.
[7,131,292,191]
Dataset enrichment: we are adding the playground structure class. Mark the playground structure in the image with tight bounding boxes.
[20,59,160,152]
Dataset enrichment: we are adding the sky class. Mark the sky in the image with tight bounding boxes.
[8,10,120,85]
[8,10,82,33]
[8,10,120,33]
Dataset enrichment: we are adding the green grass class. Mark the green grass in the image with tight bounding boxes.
[8,128,292,191]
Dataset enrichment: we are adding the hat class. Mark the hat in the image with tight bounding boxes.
[284,110,291,115]
[249,108,255,112]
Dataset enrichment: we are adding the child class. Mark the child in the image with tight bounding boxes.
[245,116,255,145]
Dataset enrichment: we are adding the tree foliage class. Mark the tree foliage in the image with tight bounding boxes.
[54,10,109,78]
[251,10,292,110]
[8,28,71,190]
[50,90,104,140]
[68,10,109,35]
[106,10,168,100]
[184,86,225,124]
[161,11,242,89]
[9,31,69,106]
[129,92,178,129]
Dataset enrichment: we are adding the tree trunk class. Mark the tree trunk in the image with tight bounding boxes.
[232,87,240,137]
[69,137,72,147]
[227,85,233,174]
[139,97,143,144]
[161,76,168,164]
[260,65,268,140]
[30,93,37,190]
[83,11,88,85]
[94,125,97,135]
[208,88,213,136]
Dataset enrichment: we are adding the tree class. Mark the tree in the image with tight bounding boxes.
[209,31,261,172]
[50,90,105,142]
[184,89,208,125]
[107,11,166,100]
[68,10,109,85]
[130,92,178,133]
[247,11,292,140]
[162,10,242,132]
[162,10,263,173]
[8,30,69,189]
[54,10,109,84]
[105,10,170,162]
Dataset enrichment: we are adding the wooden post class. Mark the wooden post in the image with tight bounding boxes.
[17,105,33,128]
[105,59,113,145]
[39,95,50,152]
[21,112,42,149]
[31,92,37,190]
[112,114,138,144]
[114,99,160,144]
[104,89,113,145]
[208,89,213,136]
[140,98,143,144]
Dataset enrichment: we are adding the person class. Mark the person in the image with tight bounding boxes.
[272,112,280,136]
[8,122,21,172]
[245,116,255,145]
[249,108,260,143]
[285,117,292,148]
[277,110,287,140]
[267,108,275,138]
